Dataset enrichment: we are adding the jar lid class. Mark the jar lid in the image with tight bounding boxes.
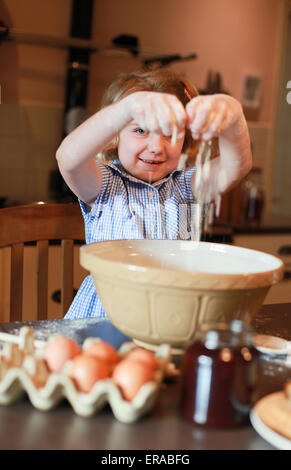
[197,320,254,349]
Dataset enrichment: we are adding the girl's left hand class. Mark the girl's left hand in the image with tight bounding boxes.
[186,94,243,141]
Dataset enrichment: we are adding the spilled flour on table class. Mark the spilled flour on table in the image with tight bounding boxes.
[0,318,103,345]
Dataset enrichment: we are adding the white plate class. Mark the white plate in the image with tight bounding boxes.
[250,409,291,450]
[253,334,291,356]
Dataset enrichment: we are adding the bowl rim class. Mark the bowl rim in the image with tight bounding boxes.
[80,240,284,290]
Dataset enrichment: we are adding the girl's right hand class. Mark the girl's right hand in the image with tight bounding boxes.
[121,91,187,138]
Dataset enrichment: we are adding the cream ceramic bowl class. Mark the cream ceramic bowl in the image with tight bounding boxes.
[80,240,284,353]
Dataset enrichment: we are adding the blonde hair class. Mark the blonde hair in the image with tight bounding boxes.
[99,68,200,163]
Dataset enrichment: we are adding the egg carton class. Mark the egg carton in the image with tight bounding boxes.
[0,327,173,423]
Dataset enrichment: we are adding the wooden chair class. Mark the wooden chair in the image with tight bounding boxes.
[0,203,85,322]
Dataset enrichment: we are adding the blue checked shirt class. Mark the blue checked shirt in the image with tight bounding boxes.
[65,159,197,319]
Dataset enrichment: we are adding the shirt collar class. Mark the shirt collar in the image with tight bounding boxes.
[108,159,182,189]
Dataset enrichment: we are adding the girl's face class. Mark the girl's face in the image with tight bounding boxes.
[117,122,185,183]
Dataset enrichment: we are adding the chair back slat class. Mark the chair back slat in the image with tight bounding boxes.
[10,243,24,321]
[61,239,74,315]
[36,240,49,321]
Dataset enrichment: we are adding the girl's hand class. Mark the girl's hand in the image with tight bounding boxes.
[186,94,244,141]
[122,91,187,139]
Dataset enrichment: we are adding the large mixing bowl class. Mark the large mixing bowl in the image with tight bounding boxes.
[80,240,284,353]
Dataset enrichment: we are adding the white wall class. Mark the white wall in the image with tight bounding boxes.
[90,0,281,122]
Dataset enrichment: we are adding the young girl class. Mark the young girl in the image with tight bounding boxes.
[56,69,252,319]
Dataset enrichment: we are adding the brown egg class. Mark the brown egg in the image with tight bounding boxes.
[70,354,111,393]
[112,359,155,401]
[84,340,119,366]
[44,336,81,373]
[126,347,159,371]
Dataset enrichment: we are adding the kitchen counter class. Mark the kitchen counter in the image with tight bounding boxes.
[233,212,291,234]
[233,225,291,235]
[206,213,291,239]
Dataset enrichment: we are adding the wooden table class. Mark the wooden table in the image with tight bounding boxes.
[0,303,291,451]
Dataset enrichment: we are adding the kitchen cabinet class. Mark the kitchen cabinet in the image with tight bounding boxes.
[233,232,291,304]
